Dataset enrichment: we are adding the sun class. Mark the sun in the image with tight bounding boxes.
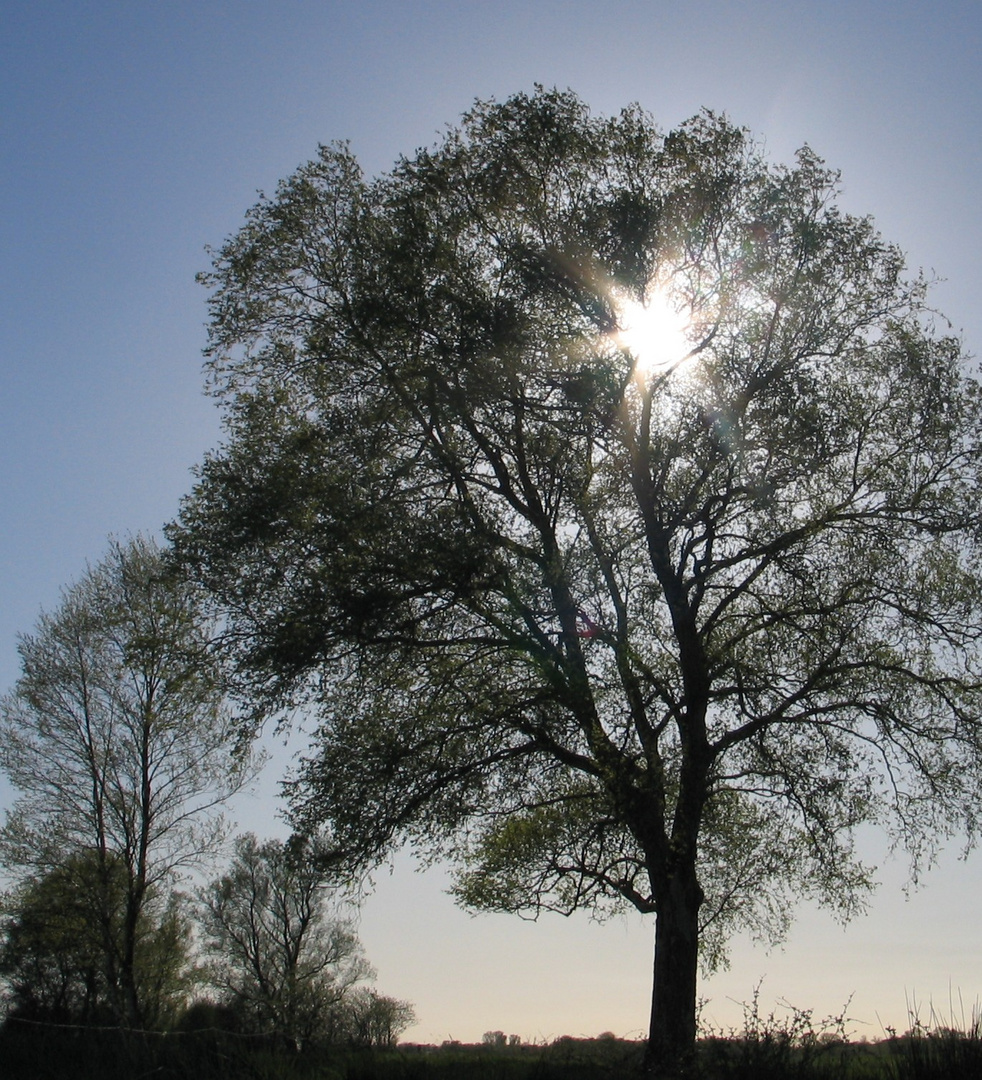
[613,286,692,377]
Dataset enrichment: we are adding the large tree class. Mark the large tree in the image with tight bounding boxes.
[171,90,982,1077]
[0,537,254,1026]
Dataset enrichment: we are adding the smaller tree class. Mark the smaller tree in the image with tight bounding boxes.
[197,833,373,1050]
[343,988,416,1048]
[0,858,105,1025]
[0,852,193,1027]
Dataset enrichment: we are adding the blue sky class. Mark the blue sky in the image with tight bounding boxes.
[3,0,982,1043]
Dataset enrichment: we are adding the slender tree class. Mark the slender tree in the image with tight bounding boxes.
[171,89,982,1077]
[0,537,254,1026]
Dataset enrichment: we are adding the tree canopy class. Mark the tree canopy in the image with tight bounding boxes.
[171,89,982,1077]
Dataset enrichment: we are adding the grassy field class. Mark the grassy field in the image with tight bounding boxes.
[4,1021,982,1080]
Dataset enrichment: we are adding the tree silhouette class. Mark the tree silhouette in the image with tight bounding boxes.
[172,89,982,1077]
[197,833,372,1050]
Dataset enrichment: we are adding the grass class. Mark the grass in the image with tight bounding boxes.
[883,994,982,1080]
[3,997,982,1079]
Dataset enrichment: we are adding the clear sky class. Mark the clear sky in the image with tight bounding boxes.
[3,0,981,1045]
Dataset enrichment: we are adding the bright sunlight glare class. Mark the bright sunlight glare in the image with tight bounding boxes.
[613,287,692,377]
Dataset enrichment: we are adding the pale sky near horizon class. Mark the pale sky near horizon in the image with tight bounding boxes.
[3,0,982,1045]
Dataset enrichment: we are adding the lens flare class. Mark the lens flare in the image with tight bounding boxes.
[614,287,692,377]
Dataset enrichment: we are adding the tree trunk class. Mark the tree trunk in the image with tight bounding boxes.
[119,885,146,1027]
[643,872,702,1079]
